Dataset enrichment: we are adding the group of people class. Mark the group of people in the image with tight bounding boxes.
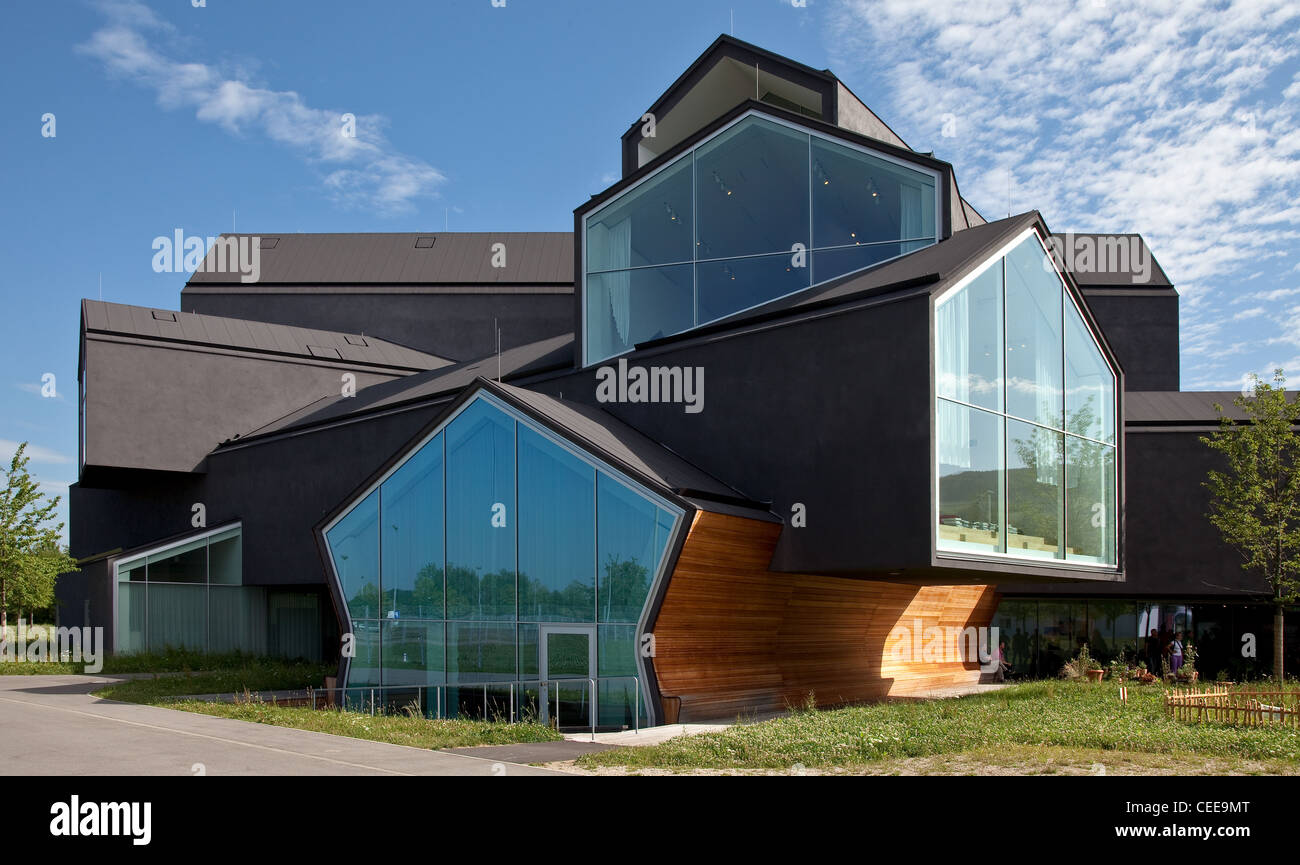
[1145,628,1186,676]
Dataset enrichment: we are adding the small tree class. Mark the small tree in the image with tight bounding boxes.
[1202,371,1300,680]
[0,443,78,630]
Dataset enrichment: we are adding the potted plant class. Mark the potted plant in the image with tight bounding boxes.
[1176,643,1199,683]
[1059,643,1105,682]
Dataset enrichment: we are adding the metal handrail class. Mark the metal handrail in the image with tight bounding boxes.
[300,675,643,736]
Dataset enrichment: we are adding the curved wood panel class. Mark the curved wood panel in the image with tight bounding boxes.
[651,511,999,721]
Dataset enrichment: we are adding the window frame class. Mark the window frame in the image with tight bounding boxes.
[932,226,1121,571]
[580,108,945,367]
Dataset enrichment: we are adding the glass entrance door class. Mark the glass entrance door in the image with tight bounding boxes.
[540,625,596,729]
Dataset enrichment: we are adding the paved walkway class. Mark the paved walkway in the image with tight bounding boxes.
[0,675,566,776]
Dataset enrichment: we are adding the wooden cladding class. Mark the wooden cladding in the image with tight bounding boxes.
[651,511,999,722]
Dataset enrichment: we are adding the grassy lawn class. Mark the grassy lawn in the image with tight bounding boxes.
[575,680,1300,774]
[149,701,563,750]
[0,645,322,676]
[91,659,332,702]
[92,661,562,751]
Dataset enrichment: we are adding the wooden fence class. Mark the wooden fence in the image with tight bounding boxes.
[1164,686,1300,728]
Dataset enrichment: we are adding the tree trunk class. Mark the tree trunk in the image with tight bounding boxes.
[1275,604,1285,682]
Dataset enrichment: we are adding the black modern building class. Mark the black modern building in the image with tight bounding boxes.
[59,36,1294,726]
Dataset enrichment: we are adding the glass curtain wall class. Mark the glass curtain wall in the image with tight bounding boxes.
[113,525,278,656]
[984,598,1300,680]
[936,232,1118,567]
[584,113,940,364]
[325,393,682,727]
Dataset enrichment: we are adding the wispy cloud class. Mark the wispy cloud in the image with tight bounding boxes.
[826,0,1300,388]
[78,0,444,214]
[0,440,72,465]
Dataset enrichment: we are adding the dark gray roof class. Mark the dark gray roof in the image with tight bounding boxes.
[82,299,452,372]
[1126,391,1250,424]
[237,333,576,440]
[1050,233,1173,289]
[490,381,759,507]
[184,232,573,287]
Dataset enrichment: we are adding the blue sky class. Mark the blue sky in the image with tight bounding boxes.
[2,0,1298,541]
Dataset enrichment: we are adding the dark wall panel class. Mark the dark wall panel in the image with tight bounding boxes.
[533,295,936,575]
[184,293,574,362]
[1083,292,1179,391]
[71,403,446,588]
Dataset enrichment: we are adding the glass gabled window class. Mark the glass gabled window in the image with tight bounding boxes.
[935,230,1118,567]
[322,391,684,725]
[583,112,941,365]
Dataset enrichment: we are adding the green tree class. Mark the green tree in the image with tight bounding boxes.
[0,442,79,629]
[1201,371,1300,680]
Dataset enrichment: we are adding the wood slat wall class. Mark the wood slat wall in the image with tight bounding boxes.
[652,511,1000,721]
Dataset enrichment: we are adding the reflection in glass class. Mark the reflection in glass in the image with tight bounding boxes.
[208,527,241,585]
[937,401,1003,553]
[1037,601,1078,677]
[1065,300,1116,443]
[209,585,266,654]
[446,402,515,620]
[598,474,663,623]
[326,490,381,618]
[1007,419,1063,559]
[812,242,913,285]
[584,115,942,365]
[323,394,683,725]
[146,537,206,584]
[381,620,444,685]
[936,263,1003,411]
[811,136,935,251]
[1005,236,1063,429]
[348,621,382,689]
[695,252,810,323]
[116,582,146,653]
[1065,436,1116,564]
[695,117,809,260]
[989,598,1036,677]
[448,622,517,682]
[381,434,444,620]
[586,264,694,363]
[587,156,694,272]
[519,428,595,622]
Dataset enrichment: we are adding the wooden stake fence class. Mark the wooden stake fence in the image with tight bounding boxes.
[1164,686,1300,728]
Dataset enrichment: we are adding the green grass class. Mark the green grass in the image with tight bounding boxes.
[0,647,315,676]
[90,659,562,751]
[151,700,563,750]
[577,680,1300,772]
[91,659,332,702]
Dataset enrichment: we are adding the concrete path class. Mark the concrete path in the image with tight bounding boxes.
[0,675,568,776]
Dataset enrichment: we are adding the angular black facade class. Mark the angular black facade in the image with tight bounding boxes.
[58,34,1288,705]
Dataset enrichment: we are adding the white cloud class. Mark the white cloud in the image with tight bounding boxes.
[1233,306,1267,320]
[79,0,444,214]
[827,0,1300,387]
[0,440,72,465]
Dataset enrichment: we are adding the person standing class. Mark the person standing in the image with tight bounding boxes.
[1145,628,1161,674]
[1170,631,1185,676]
